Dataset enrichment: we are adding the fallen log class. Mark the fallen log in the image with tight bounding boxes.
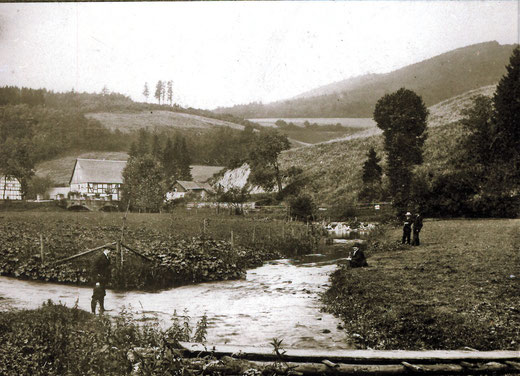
[178,342,520,365]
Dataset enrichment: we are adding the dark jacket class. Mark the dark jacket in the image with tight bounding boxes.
[413,215,423,231]
[403,219,412,233]
[92,284,105,300]
[349,249,368,268]
[93,253,111,283]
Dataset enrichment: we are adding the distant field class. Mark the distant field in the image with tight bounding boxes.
[248,117,377,128]
[281,128,367,144]
[35,151,223,186]
[86,110,245,133]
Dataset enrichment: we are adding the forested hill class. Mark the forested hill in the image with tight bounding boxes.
[214,41,517,118]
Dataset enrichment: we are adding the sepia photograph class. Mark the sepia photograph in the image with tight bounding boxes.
[0,1,519,374]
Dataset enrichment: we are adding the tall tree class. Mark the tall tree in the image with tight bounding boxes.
[359,147,383,202]
[135,129,150,157]
[167,81,173,106]
[121,154,165,212]
[492,46,520,188]
[162,136,177,180]
[173,133,192,180]
[143,82,150,102]
[154,81,163,104]
[248,129,290,193]
[373,88,428,211]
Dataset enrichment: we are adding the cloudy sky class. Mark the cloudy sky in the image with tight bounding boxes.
[0,1,518,109]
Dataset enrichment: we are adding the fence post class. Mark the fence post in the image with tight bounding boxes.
[40,233,44,264]
[117,240,123,268]
[230,231,234,248]
[252,224,256,243]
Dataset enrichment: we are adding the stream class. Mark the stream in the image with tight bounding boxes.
[0,245,359,350]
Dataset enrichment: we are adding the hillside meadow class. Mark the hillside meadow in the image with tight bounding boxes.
[278,85,495,205]
[86,110,245,132]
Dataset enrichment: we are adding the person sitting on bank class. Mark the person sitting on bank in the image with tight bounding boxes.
[91,281,105,314]
[347,244,368,268]
[402,212,412,245]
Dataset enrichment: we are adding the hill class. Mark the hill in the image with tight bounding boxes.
[215,41,516,118]
[35,151,224,186]
[216,85,496,205]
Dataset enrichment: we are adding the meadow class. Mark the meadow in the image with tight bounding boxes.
[248,117,377,128]
[323,218,520,350]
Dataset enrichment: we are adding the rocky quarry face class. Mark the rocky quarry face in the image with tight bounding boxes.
[215,164,264,194]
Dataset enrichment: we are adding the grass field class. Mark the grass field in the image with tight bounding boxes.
[323,218,520,350]
[281,127,368,144]
[86,110,245,132]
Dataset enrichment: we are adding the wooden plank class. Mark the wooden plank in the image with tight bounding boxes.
[178,342,520,365]
[120,243,154,262]
[54,242,116,265]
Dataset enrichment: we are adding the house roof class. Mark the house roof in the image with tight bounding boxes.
[176,180,214,193]
[69,159,127,185]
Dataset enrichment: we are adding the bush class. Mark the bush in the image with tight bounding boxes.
[287,194,315,221]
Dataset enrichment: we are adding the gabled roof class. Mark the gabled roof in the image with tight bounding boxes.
[69,159,127,185]
[176,180,214,193]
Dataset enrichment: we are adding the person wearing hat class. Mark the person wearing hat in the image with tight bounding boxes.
[92,248,111,296]
[402,212,412,245]
[347,243,368,268]
[412,212,423,246]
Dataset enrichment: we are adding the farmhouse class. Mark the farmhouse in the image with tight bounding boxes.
[0,176,22,200]
[69,159,126,201]
[166,180,214,201]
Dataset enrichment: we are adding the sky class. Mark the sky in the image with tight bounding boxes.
[0,1,518,110]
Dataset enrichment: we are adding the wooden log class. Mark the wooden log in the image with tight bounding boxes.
[120,243,154,262]
[54,242,117,265]
[178,342,520,365]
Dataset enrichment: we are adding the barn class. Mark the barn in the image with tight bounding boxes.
[166,180,214,201]
[69,159,126,201]
[0,176,22,200]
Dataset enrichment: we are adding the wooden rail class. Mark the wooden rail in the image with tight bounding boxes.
[179,342,520,375]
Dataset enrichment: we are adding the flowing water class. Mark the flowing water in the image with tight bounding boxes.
[0,247,355,349]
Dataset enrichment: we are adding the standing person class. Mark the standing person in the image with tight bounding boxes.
[402,212,412,245]
[91,282,105,314]
[412,212,423,246]
[92,248,111,299]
